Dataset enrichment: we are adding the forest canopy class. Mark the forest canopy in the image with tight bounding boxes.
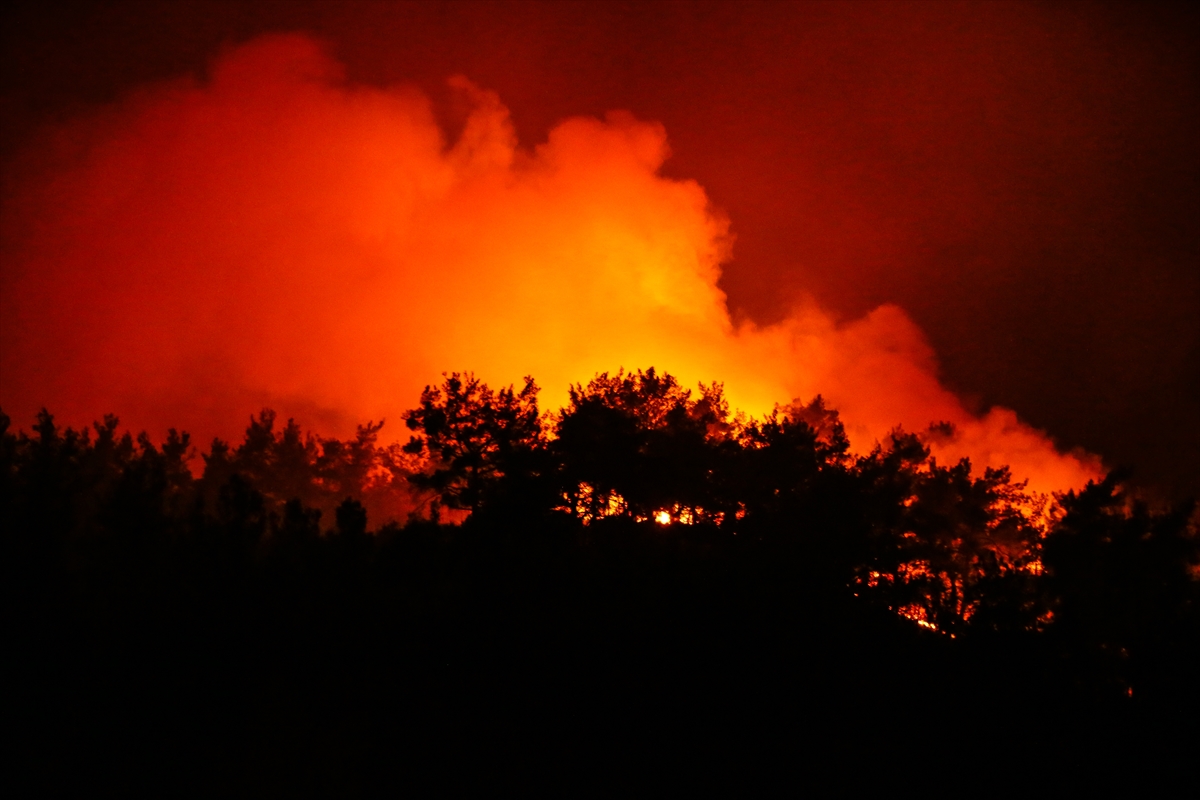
[7,367,1195,640]
[5,368,1198,785]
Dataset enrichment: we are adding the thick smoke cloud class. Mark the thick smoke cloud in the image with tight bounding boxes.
[0,35,1100,494]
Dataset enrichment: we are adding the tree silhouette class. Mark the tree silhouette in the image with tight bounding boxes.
[196,410,413,529]
[1043,471,1199,699]
[335,497,368,538]
[5,362,1198,784]
[402,372,542,516]
[554,368,737,523]
[849,427,1047,633]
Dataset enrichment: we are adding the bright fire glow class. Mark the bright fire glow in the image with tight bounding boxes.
[654,511,671,526]
[0,34,1103,496]
[898,605,939,632]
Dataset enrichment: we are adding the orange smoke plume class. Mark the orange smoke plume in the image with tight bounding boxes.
[0,35,1101,495]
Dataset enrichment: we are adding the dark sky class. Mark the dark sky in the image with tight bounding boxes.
[2,0,1197,499]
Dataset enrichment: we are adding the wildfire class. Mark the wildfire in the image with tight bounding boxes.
[897,604,939,631]
[0,34,1102,499]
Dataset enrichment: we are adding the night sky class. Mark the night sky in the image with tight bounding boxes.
[2,0,1197,499]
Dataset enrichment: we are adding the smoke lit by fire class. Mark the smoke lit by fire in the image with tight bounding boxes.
[0,35,1101,495]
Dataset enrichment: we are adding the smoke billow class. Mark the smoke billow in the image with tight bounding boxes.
[0,35,1101,494]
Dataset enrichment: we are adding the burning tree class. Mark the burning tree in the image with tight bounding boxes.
[854,430,1046,633]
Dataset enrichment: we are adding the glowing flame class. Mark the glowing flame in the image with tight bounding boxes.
[654,511,671,526]
[557,483,628,524]
[897,605,939,632]
[0,34,1102,496]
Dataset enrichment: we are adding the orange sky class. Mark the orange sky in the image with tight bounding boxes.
[0,34,1104,495]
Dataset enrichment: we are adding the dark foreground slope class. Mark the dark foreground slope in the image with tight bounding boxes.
[10,513,1195,793]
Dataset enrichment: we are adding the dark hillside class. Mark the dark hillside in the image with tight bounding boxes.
[5,371,1197,790]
